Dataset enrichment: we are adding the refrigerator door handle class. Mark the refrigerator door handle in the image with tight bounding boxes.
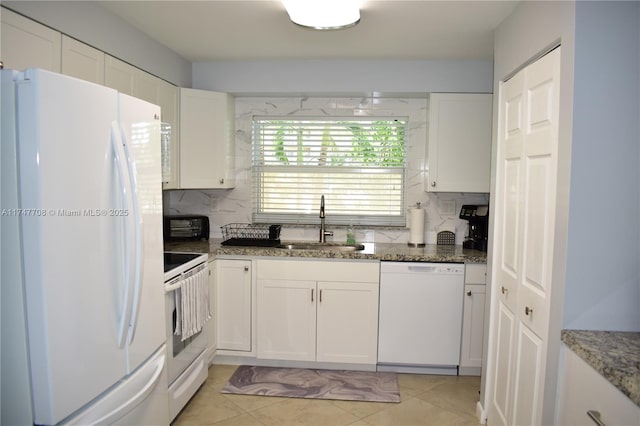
[120,124,145,345]
[111,122,136,349]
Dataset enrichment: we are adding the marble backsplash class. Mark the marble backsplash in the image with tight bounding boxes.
[165,96,489,245]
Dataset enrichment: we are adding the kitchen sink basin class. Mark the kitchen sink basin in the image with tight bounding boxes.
[277,242,365,252]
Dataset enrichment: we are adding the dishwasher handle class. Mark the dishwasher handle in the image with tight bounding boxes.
[408,265,438,273]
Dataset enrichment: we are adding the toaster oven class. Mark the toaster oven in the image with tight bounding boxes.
[163,215,209,241]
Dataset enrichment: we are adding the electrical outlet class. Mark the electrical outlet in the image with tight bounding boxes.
[440,200,456,216]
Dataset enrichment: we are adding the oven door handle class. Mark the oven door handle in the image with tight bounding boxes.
[165,281,182,293]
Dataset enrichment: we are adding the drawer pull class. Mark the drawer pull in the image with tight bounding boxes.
[587,410,605,426]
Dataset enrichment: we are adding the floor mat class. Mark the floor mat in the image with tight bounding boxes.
[220,365,401,403]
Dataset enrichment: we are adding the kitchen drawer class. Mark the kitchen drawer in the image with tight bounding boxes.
[465,263,486,285]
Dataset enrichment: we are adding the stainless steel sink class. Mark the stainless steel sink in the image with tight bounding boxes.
[277,242,365,252]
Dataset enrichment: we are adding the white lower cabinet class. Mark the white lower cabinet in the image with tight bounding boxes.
[459,264,486,375]
[215,259,252,352]
[557,345,640,425]
[256,259,379,366]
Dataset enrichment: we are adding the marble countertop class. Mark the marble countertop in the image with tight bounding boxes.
[164,239,487,264]
[561,329,640,407]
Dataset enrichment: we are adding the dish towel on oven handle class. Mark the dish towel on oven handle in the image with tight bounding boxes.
[175,265,211,341]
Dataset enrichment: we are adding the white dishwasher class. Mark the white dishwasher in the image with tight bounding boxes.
[378,262,465,375]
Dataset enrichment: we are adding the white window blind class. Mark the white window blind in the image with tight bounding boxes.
[252,117,407,226]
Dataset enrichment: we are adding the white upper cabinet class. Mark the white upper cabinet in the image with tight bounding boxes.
[1,8,61,72]
[179,88,235,189]
[104,55,136,96]
[426,93,492,193]
[134,71,180,189]
[61,35,104,84]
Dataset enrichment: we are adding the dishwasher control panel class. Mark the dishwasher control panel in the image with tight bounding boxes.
[380,262,464,275]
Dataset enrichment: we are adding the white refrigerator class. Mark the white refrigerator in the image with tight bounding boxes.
[1,68,168,425]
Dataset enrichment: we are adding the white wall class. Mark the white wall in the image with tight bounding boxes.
[192,59,493,95]
[562,1,640,331]
[2,1,192,86]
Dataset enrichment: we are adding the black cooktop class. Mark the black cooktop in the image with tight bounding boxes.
[163,252,202,273]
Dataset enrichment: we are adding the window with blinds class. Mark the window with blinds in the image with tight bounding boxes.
[252,117,407,226]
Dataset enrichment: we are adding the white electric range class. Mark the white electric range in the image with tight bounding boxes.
[163,252,209,421]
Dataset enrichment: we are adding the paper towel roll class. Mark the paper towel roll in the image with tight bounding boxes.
[408,207,425,245]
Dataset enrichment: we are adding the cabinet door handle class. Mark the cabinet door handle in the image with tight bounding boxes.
[319,289,323,302]
[311,288,314,302]
[501,286,508,294]
[525,306,533,316]
[466,290,472,296]
[219,178,225,184]
[243,266,249,272]
[586,410,605,426]
[431,181,436,187]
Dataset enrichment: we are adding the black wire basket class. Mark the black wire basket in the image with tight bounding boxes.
[220,223,282,246]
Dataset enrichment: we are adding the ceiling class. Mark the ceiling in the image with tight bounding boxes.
[98,0,520,62]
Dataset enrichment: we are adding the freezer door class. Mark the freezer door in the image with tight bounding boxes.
[117,93,166,373]
[16,69,128,424]
[65,344,168,425]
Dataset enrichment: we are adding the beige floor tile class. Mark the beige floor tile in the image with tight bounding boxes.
[250,397,360,426]
[172,385,245,426]
[207,364,240,385]
[212,413,266,426]
[362,397,473,426]
[397,373,452,393]
[329,399,397,419]
[414,378,481,417]
[175,364,484,426]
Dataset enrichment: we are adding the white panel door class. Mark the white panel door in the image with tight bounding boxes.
[316,281,379,364]
[117,93,165,372]
[490,301,516,426]
[257,279,316,361]
[16,69,126,425]
[61,35,104,84]
[1,8,61,72]
[488,47,561,426]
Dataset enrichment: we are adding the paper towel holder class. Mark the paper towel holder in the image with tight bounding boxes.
[407,202,426,248]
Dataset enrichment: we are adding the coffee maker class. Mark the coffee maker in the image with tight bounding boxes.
[459,205,489,252]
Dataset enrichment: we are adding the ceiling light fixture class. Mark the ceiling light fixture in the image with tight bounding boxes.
[282,0,361,30]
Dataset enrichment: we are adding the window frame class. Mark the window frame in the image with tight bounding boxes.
[251,115,408,227]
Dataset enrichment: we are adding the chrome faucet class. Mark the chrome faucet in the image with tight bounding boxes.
[319,195,333,243]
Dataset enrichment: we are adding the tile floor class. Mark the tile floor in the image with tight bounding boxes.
[172,364,483,426]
